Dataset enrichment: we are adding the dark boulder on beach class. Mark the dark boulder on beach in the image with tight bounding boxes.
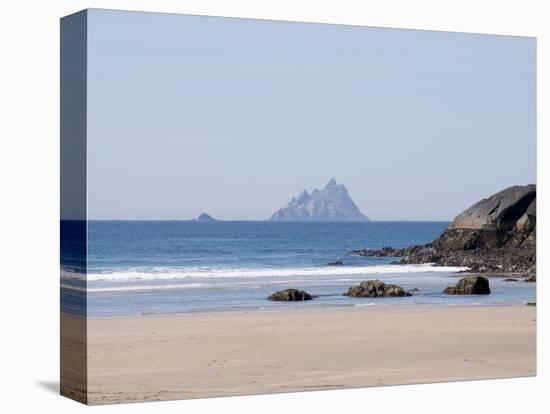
[443,276,490,295]
[268,289,313,301]
[345,280,412,298]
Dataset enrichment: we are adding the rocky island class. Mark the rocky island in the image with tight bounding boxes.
[270,179,370,222]
[351,185,536,275]
[192,212,219,222]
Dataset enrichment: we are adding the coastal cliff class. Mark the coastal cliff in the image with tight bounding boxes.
[351,185,536,275]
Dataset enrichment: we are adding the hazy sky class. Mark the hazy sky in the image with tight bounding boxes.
[86,9,536,220]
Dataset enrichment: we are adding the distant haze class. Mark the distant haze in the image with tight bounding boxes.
[86,10,536,221]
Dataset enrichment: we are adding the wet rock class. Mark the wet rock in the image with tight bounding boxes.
[352,245,535,275]
[268,289,313,301]
[345,280,411,298]
[328,261,344,266]
[525,275,536,283]
[503,278,519,282]
[443,276,490,295]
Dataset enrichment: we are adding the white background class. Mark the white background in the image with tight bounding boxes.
[0,0,547,412]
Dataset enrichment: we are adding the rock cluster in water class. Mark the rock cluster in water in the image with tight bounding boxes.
[350,185,536,275]
[269,275,493,302]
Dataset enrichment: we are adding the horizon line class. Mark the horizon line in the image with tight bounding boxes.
[62,218,452,223]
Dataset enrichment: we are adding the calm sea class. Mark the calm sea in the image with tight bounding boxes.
[61,221,536,316]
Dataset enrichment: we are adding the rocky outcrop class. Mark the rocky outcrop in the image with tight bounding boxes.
[350,185,536,275]
[354,245,535,274]
[269,179,369,222]
[443,276,491,295]
[268,289,313,301]
[344,280,412,297]
[434,185,535,251]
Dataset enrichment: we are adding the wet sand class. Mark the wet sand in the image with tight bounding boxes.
[62,306,536,404]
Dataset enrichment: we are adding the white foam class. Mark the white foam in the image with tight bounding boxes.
[61,278,316,293]
[60,268,85,279]
[61,282,206,293]
[61,264,468,282]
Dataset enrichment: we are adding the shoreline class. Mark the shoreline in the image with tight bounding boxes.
[63,266,536,317]
[75,300,535,319]
[62,305,537,404]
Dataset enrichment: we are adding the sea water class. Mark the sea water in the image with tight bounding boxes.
[61,221,536,316]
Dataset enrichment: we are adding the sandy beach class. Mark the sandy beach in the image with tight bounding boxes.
[60,306,537,404]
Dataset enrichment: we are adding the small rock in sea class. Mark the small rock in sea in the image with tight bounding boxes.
[268,289,313,301]
[503,278,519,282]
[328,260,344,266]
[344,280,412,298]
[526,302,536,306]
[410,288,420,292]
[443,275,490,295]
[525,275,536,282]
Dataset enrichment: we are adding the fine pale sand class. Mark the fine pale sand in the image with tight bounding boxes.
[65,306,536,404]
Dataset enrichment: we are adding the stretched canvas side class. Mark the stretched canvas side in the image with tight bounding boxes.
[60,10,88,404]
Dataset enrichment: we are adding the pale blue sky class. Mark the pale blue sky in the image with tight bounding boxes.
[86,9,536,220]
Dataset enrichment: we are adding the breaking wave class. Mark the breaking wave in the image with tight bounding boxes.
[62,263,467,282]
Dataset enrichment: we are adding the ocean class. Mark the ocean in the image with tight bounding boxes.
[61,221,536,316]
